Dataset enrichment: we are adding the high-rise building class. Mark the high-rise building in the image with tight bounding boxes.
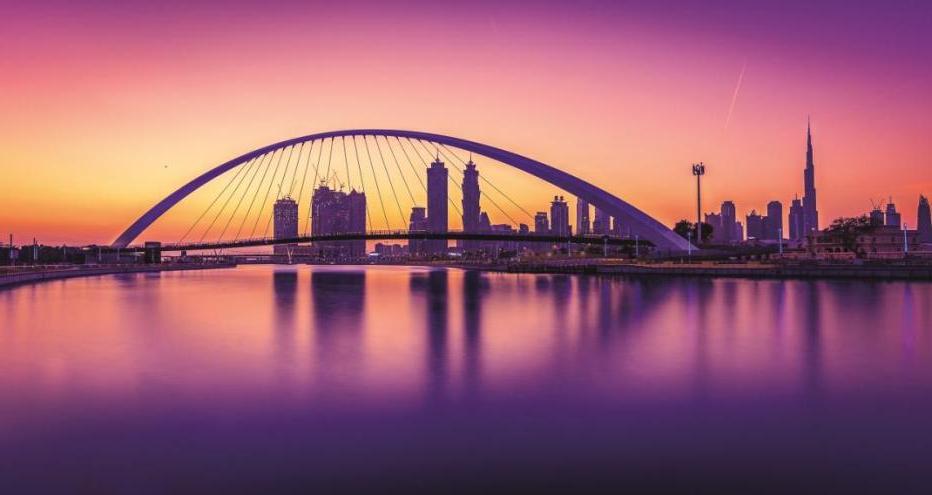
[461,158,481,252]
[550,196,570,236]
[592,208,610,235]
[869,207,885,226]
[517,223,530,252]
[702,213,722,243]
[408,206,427,255]
[788,197,804,241]
[764,200,783,240]
[802,120,820,235]
[311,185,366,257]
[918,195,932,244]
[734,221,744,242]
[273,197,299,255]
[746,210,763,240]
[592,208,612,235]
[704,212,723,243]
[885,199,901,227]
[426,157,449,255]
[576,198,590,235]
[534,212,549,234]
[346,190,366,255]
[721,201,737,244]
[611,217,626,237]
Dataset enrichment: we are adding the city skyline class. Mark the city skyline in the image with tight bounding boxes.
[3,1,931,245]
[4,4,932,491]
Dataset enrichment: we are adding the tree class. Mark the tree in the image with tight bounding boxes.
[825,215,874,255]
[674,220,713,242]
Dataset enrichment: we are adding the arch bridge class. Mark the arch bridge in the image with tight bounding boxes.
[112,129,692,253]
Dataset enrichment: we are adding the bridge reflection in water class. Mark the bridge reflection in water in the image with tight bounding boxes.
[6,266,932,491]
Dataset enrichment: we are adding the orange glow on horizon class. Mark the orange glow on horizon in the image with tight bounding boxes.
[2,3,930,245]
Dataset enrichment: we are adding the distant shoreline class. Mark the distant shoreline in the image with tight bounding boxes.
[0,263,237,289]
[429,260,932,281]
[487,261,932,281]
[3,260,930,288]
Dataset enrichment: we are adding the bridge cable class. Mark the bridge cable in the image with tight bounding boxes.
[178,156,253,244]
[285,140,306,198]
[343,137,353,194]
[323,136,334,185]
[345,137,373,232]
[234,146,284,241]
[264,143,302,237]
[370,135,406,228]
[393,136,427,194]
[381,136,416,204]
[305,138,326,236]
[425,141,518,226]
[360,135,392,230]
[225,149,276,242]
[249,145,292,239]
[439,143,535,221]
[195,155,259,244]
[409,138,473,217]
[276,144,297,200]
[403,138,463,216]
[293,139,316,207]
[217,150,273,242]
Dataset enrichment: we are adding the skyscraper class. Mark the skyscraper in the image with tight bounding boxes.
[534,212,549,234]
[788,197,804,241]
[311,185,367,258]
[273,196,299,255]
[746,210,763,240]
[592,208,610,235]
[408,206,427,255]
[576,198,590,235]
[550,196,570,236]
[764,200,783,240]
[461,158,481,252]
[918,195,932,243]
[869,206,885,226]
[426,157,449,255]
[346,190,366,256]
[720,201,737,244]
[885,199,901,227]
[704,212,722,243]
[533,211,550,252]
[802,120,819,234]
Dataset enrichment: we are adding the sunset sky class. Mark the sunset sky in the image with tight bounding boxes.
[2,0,930,245]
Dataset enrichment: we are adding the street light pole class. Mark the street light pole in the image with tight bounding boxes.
[692,163,706,246]
[904,223,909,255]
[687,229,692,262]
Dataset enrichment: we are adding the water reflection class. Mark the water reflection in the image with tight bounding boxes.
[310,268,366,391]
[410,269,449,407]
[462,270,486,403]
[2,266,932,491]
[272,270,298,368]
[800,282,823,399]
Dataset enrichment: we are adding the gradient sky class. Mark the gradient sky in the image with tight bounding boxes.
[2,0,931,245]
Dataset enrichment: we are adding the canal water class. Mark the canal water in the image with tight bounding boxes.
[1,265,931,492]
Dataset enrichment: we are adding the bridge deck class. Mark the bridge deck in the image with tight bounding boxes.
[107,231,649,253]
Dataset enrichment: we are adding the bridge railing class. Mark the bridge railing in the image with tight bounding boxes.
[106,230,650,253]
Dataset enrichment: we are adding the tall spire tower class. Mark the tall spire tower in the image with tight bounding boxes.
[802,118,819,234]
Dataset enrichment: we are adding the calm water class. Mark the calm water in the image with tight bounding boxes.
[2,265,932,492]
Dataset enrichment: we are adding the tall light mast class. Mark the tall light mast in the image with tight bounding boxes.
[692,162,706,245]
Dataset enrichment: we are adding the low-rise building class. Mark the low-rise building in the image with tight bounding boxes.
[808,225,921,259]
